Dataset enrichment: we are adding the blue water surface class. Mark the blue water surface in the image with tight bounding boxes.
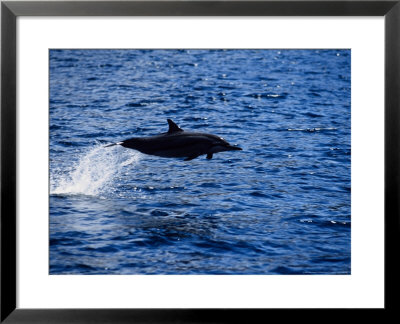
[49,49,351,275]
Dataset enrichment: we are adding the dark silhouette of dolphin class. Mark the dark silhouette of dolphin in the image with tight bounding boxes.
[106,119,242,161]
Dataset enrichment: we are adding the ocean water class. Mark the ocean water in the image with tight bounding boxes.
[49,49,351,275]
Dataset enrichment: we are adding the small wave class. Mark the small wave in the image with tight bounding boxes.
[246,92,288,99]
[125,98,165,108]
[303,112,324,118]
[287,127,337,133]
[50,144,140,196]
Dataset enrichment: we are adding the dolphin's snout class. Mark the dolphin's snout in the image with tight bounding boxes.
[226,144,242,151]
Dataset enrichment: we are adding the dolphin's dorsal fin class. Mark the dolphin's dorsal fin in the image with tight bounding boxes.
[167,119,183,133]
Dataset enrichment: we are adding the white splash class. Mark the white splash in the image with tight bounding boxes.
[50,144,140,196]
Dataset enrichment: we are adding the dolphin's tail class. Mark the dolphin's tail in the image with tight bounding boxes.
[104,142,123,148]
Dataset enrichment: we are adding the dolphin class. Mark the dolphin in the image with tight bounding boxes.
[105,119,242,161]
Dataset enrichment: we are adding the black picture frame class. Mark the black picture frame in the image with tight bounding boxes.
[1,0,399,322]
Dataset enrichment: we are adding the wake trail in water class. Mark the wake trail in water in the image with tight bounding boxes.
[50,144,140,197]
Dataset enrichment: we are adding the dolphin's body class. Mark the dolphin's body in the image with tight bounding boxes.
[106,119,242,161]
